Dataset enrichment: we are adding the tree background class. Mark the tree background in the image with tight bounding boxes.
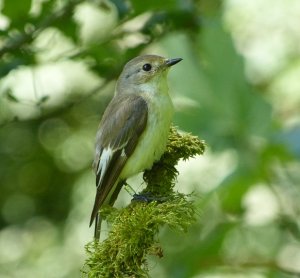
[0,0,300,277]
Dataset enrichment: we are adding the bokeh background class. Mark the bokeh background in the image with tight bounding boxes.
[1,0,300,277]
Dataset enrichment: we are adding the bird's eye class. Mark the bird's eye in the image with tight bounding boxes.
[142,63,152,71]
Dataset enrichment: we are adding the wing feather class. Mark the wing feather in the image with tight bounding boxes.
[89,94,148,227]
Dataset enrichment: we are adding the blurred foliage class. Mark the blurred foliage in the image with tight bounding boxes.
[0,0,300,277]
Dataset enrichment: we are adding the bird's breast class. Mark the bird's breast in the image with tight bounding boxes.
[120,93,174,179]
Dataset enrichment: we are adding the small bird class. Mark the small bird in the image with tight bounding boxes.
[90,54,182,239]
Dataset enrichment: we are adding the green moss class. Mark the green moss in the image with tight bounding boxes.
[143,126,205,196]
[83,126,205,277]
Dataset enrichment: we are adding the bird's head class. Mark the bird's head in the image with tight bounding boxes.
[116,55,182,95]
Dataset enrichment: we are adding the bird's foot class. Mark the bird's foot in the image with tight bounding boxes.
[132,192,168,203]
[124,182,136,196]
[124,182,169,203]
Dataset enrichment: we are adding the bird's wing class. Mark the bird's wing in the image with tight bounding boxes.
[89,94,148,226]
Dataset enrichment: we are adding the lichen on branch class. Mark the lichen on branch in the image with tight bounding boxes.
[83,126,205,278]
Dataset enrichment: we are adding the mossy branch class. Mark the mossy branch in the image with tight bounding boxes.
[83,126,205,277]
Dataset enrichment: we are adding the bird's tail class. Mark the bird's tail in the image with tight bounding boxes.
[90,181,125,240]
[94,212,102,240]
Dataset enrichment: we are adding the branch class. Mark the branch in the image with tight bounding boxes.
[83,126,205,277]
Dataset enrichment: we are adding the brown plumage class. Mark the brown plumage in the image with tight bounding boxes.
[90,55,182,239]
[90,94,148,230]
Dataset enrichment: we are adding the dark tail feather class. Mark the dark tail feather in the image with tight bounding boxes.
[94,213,102,240]
[89,190,101,227]
[89,181,125,240]
[89,194,102,240]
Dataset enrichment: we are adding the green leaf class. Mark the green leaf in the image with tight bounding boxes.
[130,0,177,13]
[5,90,19,103]
[52,18,78,43]
[2,0,32,25]
[110,0,130,18]
[37,95,50,105]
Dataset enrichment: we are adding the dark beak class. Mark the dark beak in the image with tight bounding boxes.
[165,58,182,67]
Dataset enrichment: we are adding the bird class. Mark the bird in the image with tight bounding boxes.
[89,54,182,239]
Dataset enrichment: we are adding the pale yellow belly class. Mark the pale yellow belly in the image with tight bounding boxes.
[120,94,174,179]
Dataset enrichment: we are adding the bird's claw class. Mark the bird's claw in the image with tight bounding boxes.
[132,193,168,203]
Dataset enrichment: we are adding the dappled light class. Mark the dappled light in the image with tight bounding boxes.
[0,0,300,277]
